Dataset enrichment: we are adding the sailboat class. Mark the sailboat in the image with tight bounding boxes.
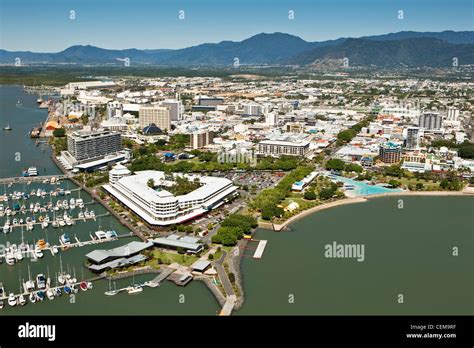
[58,255,66,285]
[3,124,12,131]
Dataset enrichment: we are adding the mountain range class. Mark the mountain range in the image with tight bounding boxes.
[1,31,473,68]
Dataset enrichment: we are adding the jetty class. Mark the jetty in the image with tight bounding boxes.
[253,240,268,259]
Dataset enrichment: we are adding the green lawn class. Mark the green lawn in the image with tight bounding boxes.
[151,250,198,267]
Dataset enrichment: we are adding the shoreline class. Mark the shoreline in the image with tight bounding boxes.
[261,188,474,232]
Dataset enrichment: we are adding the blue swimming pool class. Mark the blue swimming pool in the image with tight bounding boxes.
[327,174,404,196]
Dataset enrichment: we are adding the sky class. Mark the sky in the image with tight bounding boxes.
[0,0,473,52]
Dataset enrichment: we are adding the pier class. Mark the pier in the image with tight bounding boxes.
[253,240,268,259]
[219,295,237,316]
[0,174,69,185]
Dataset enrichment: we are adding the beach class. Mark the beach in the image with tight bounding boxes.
[260,187,474,231]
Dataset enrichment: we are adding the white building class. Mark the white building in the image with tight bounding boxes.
[161,99,183,121]
[103,171,238,226]
[265,113,278,126]
[244,103,262,116]
[446,107,460,122]
[257,139,311,157]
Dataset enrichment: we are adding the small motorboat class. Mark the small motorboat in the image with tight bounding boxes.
[0,300,4,309]
[63,286,71,294]
[87,282,93,290]
[80,281,88,291]
[54,288,62,297]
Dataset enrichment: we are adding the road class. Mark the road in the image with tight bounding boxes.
[212,250,234,297]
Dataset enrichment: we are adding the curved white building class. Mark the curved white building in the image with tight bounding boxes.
[103,170,238,226]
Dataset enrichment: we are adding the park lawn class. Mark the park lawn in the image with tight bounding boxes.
[151,250,198,267]
[396,177,441,190]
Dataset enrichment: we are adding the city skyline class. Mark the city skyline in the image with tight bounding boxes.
[1,0,472,51]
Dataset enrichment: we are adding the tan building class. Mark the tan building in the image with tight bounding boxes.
[190,130,214,149]
[139,106,170,131]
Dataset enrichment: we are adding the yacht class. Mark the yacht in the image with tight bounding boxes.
[34,247,43,258]
[46,289,55,300]
[127,285,143,295]
[6,252,16,266]
[106,230,118,239]
[36,274,46,290]
[95,230,107,240]
[76,199,84,209]
[18,294,26,306]
[0,283,5,298]
[60,233,71,245]
[8,293,17,307]
[51,246,59,255]
[27,167,38,176]
[3,221,10,233]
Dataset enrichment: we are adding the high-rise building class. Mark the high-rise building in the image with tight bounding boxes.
[257,139,310,157]
[190,130,214,149]
[418,112,442,130]
[67,130,122,162]
[446,107,459,122]
[244,104,262,116]
[139,106,171,131]
[162,99,183,121]
[405,127,420,150]
[265,113,278,126]
[379,142,402,163]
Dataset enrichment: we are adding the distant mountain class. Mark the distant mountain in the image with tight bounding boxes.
[360,30,474,44]
[1,31,473,68]
[288,37,474,68]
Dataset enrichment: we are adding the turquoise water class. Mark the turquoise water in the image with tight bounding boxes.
[327,174,403,196]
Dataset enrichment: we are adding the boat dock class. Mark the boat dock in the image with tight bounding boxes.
[0,175,69,185]
[4,213,108,232]
[253,240,268,259]
[149,268,174,285]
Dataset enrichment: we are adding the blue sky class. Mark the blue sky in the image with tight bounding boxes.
[0,0,472,51]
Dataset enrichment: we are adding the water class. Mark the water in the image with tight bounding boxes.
[0,85,60,178]
[327,173,404,196]
[237,195,474,315]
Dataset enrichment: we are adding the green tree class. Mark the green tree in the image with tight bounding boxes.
[325,158,345,171]
[304,190,317,200]
[388,179,401,188]
[53,127,66,137]
[147,178,155,188]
